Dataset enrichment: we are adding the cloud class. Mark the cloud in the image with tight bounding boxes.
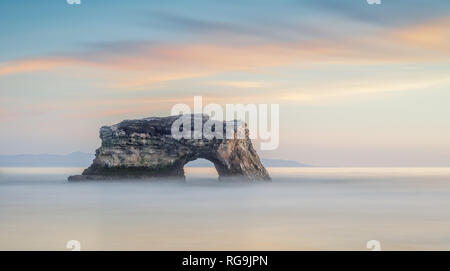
[391,17,450,52]
[277,72,450,102]
[0,42,340,86]
[302,0,450,27]
[0,107,15,121]
[142,11,324,43]
[1,14,449,93]
[0,58,69,76]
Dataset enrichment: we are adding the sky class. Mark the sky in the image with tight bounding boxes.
[1,0,450,166]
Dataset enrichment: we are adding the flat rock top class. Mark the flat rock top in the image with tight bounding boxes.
[102,114,244,138]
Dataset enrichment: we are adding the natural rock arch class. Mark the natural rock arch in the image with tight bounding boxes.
[68,114,270,181]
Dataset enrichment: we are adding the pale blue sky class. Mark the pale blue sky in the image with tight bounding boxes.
[1,0,450,166]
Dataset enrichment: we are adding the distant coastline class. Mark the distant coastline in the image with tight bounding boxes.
[0,153,311,168]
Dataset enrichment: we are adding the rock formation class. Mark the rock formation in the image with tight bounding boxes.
[68,114,270,181]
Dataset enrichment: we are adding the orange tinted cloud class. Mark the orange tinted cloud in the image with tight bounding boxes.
[0,42,346,79]
[1,17,450,90]
[392,17,450,51]
[0,58,79,76]
[0,42,340,89]
[109,71,212,89]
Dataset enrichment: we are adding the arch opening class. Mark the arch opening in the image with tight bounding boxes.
[183,158,219,180]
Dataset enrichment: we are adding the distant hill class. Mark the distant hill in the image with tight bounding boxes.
[0,153,310,167]
[260,159,311,167]
[0,152,95,167]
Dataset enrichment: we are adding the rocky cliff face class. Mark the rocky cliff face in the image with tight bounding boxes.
[68,114,270,181]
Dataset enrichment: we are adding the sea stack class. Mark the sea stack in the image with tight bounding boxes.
[68,114,270,181]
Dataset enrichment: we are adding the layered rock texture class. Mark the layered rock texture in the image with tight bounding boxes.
[68,115,270,181]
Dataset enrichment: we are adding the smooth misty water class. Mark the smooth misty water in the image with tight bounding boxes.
[1,167,450,250]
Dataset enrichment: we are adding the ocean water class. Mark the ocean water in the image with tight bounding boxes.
[1,167,450,251]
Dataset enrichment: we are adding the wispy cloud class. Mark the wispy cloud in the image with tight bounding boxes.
[0,58,69,76]
[1,12,449,93]
[391,17,450,51]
